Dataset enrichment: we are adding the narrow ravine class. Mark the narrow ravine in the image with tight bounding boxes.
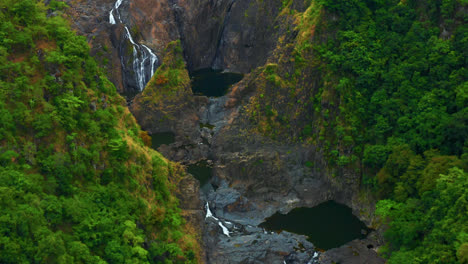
[109,1,384,263]
[42,0,464,263]
[144,69,385,263]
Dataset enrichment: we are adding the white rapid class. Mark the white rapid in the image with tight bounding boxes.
[306,252,320,264]
[218,222,231,237]
[109,0,123,25]
[205,202,218,220]
[205,202,231,237]
[109,0,158,91]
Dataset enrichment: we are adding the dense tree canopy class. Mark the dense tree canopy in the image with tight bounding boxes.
[0,0,197,263]
[243,0,466,262]
[316,0,467,262]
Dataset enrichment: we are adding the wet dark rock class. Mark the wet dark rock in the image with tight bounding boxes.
[211,0,282,73]
[204,230,315,264]
[66,0,283,93]
[203,194,317,264]
[319,232,385,264]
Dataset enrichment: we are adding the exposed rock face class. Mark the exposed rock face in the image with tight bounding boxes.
[130,36,383,264]
[203,184,319,264]
[170,0,233,71]
[64,0,124,91]
[319,232,385,264]
[172,0,282,73]
[64,0,180,96]
[129,0,180,54]
[211,0,282,72]
[65,0,286,95]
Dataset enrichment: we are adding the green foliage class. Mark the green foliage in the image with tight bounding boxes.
[252,0,468,261]
[377,168,468,263]
[312,0,467,161]
[0,1,196,263]
[314,1,468,259]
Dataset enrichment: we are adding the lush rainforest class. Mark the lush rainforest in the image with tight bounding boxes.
[246,0,467,262]
[0,0,197,263]
[320,0,467,262]
[0,0,467,263]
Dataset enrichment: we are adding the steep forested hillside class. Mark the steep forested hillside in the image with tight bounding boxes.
[0,0,198,263]
[1,0,467,263]
[242,0,467,262]
[318,1,467,262]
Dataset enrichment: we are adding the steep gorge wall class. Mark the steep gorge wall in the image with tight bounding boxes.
[64,0,380,232]
[64,0,181,95]
[172,0,283,73]
[128,0,376,222]
[62,0,390,262]
[64,0,286,95]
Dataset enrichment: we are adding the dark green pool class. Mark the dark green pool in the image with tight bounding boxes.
[150,132,175,149]
[190,68,243,97]
[187,160,212,186]
[259,201,370,250]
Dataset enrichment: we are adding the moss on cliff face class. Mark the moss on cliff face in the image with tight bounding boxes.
[141,41,191,103]
[241,1,327,143]
[237,0,466,171]
[130,40,200,134]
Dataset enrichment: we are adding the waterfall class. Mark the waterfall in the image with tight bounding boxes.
[205,202,231,237]
[218,222,231,237]
[205,202,218,220]
[109,0,123,25]
[109,0,158,91]
[109,10,115,24]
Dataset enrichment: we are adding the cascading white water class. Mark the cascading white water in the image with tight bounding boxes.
[205,202,231,237]
[142,44,157,75]
[218,222,231,237]
[205,202,218,220]
[109,10,115,24]
[306,252,320,264]
[109,0,123,25]
[109,0,158,91]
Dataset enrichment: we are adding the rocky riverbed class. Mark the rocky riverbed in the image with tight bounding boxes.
[145,73,385,263]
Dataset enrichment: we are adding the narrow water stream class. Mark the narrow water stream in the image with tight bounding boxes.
[260,201,370,250]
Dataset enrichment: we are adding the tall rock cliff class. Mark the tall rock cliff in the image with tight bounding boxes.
[64,0,290,95]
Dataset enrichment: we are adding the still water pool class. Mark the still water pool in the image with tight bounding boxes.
[151,132,175,149]
[190,68,243,97]
[259,201,370,250]
[187,160,213,186]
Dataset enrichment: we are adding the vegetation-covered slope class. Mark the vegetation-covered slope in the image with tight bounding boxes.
[130,40,203,140]
[131,40,193,128]
[0,0,198,263]
[239,0,467,262]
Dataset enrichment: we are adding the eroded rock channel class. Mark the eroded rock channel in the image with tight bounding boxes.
[137,64,384,263]
[63,0,386,262]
